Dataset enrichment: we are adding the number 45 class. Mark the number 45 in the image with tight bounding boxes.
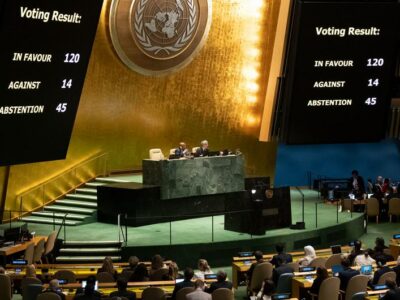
[56,103,68,112]
[365,97,377,106]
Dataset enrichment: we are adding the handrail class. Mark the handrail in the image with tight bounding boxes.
[56,213,69,242]
[295,186,305,224]
[12,152,108,222]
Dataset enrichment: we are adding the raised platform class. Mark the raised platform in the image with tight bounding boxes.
[23,189,365,267]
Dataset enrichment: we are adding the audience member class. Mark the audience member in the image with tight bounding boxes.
[109,278,136,300]
[354,249,376,266]
[149,254,167,275]
[348,240,363,265]
[272,256,293,285]
[374,237,394,262]
[309,267,329,295]
[392,256,400,286]
[270,244,292,267]
[206,270,232,294]
[371,257,392,286]
[256,280,275,300]
[44,279,66,300]
[186,279,211,300]
[97,257,118,280]
[381,279,400,300]
[166,261,181,280]
[25,264,37,278]
[171,267,195,300]
[298,245,316,267]
[74,276,102,300]
[338,258,359,291]
[126,256,139,271]
[129,263,149,282]
[247,251,264,285]
[195,259,213,279]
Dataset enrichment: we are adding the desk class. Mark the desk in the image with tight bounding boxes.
[143,155,245,199]
[0,236,47,256]
[292,276,314,299]
[389,239,400,259]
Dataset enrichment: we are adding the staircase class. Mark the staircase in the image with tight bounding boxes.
[56,240,123,263]
[20,177,130,226]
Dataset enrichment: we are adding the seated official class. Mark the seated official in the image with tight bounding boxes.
[374,237,394,262]
[309,267,329,295]
[74,276,102,300]
[195,259,213,279]
[298,245,316,267]
[171,267,195,300]
[348,240,363,265]
[256,280,275,300]
[97,256,118,280]
[166,261,181,280]
[186,279,211,300]
[195,140,210,157]
[392,256,400,286]
[270,244,292,267]
[125,256,139,271]
[149,254,168,277]
[206,270,232,294]
[354,249,376,266]
[44,279,66,300]
[371,257,392,286]
[109,278,136,300]
[272,257,294,285]
[175,142,188,157]
[338,258,359,291]
[129,263,149,282]
[247,251,264,285]
[381,279,400,300]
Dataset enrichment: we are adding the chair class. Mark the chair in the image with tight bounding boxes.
[325,254,342,269]
[54,270,76,283]
[341,275,369,300]
[149,268,169,281]
[192,147,200,154]
[0,274,12,300]
[37,293,62,300]
[309,257,327,268]
[366,198,379,224]
[351,292,366,300]
[377,271,396,285]
[286,262,299,272]
[309,277,340,300]
[97,271,115,283]
[44,231,57,263]
[23,242,35,265]
[276,273,294,294]
[176,287,194,300]
[21,277,42,298]
[212,288,234,300]
[141,287,165,300]
[33,238,46,264]
[389,198,400,222]
[22,283,43,300]
[248,262,273,294]
[169,148,176,155]
[149,149,164,160]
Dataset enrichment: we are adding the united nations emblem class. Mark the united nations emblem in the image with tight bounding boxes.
[109,0,212,75]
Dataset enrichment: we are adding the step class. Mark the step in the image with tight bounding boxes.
[59,247,121,254]
[31,211,89,221]
[56,256,121,263]
[63,241,122,247]
[55,199,97,208]
[65,194,97,201]
[85,182,105,187]
[95,177,129,184]
[20,216,79,226]
[44,205,96,215]
[76,188,97,195]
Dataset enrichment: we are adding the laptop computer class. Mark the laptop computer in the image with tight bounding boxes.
[372,284,388,291]
[393,233,400,239]
[299,266,315,273]
[360,265,373,275]
[331,264,344,276]
[238,251,253,257]
[272,294,291,300]
[204,274,218,280]
[331,245,342,254]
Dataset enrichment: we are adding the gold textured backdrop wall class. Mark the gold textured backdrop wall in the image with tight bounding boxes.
[3,0,281,215]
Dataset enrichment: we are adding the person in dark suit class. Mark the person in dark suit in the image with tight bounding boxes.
[381,279,400,300]
[270,244,293,267]
[109,278,136,300]
[371,257,392,286]
[338,258,359,291]
[272,256,293,286]
[392,257,400,286]
[309,267,328,295]
[44,279,66,300]
[247,251,264,286]
[74,276,102,300]
[348,240,363,265]
[206,270,232,294]
[195,140,209,157]
[350,170,365,199]
[175,142,188,157]
[171,267,195,300]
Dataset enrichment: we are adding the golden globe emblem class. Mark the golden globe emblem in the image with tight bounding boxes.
[110,0,212,76]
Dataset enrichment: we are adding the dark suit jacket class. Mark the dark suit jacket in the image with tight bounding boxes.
[272,265,293,285]
[382,288,400,300]
[109,290,136,300]
[195,147,209,157]
[174,148,186,157]
[171,279,194,300]
[270,253,293,267]
[338,268,359,291]
[310,277,326,295]
[372,266,392,285]
[392,265,400,286]
[206,281,233,294]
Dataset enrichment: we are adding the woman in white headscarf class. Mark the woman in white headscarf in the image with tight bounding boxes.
[297,245,316,266]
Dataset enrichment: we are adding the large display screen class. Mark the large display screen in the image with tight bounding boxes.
[0,0,103,165]
[281,0,400,144]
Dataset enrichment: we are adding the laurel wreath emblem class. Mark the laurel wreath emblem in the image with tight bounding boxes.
[134,0,197,56]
